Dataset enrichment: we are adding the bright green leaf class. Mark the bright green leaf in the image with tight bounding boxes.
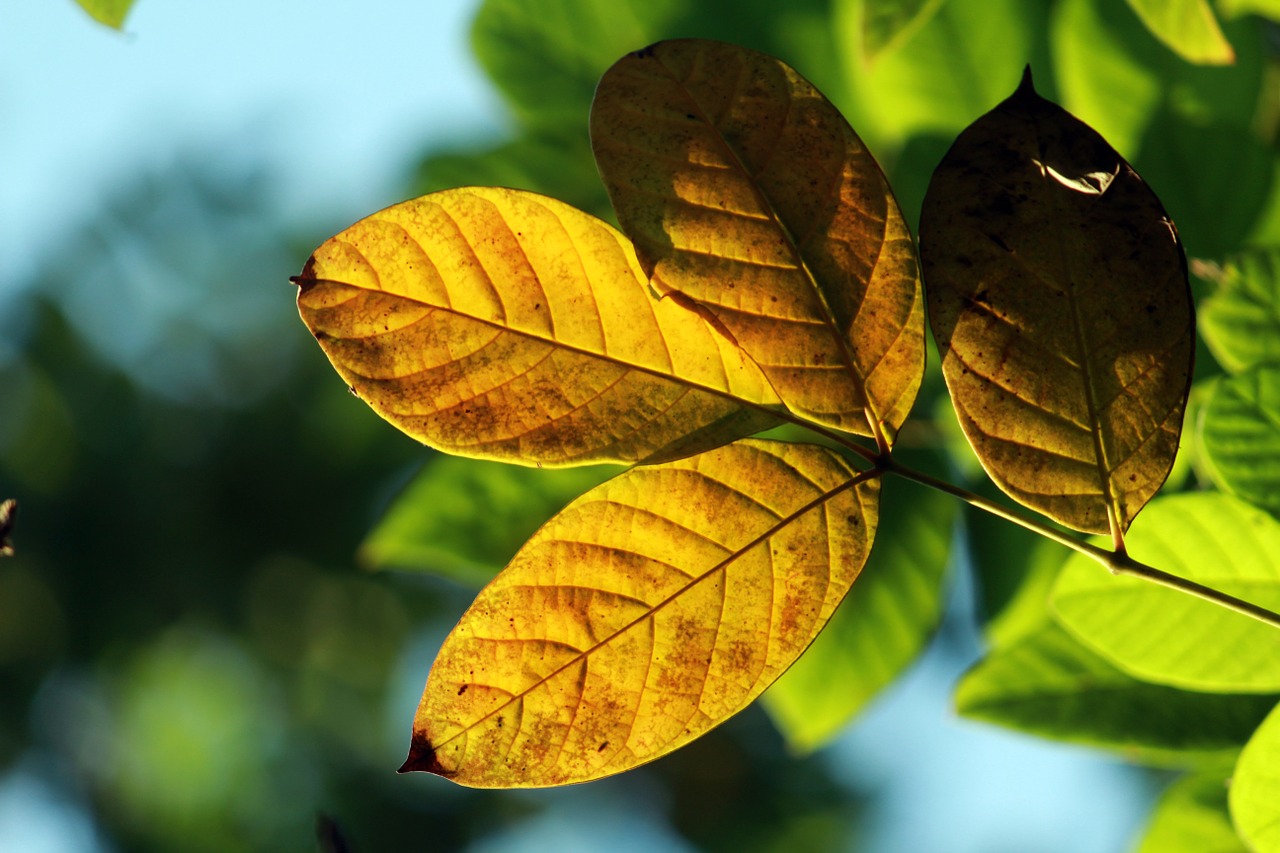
[763,458,953,752]
[360,457,621,585]
[403,440,880,787]
[833,0,1050,152]
[1052,0,1262,157]
[1198,365,1280,514]
[1198,250,1280,373]
[1053,492,1280,692]
[1231,700,1280,852]
[74,0,135,28]
[860,0,950,63]
[920,70,1194,535]
[1122,0,1235,65]
[1136,766,1247,853]
[956,621,1277,764]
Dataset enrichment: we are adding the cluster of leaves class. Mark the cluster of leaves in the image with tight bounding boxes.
[293,0,1280,850]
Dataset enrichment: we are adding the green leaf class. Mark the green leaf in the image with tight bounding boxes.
[1231,700,1280,852]
[1052,0,1263,157]
[763,457,954,751]
[919,70,1195,535]
[74,0,135,28]
[1198,250,1280,373]
[1122,0,1235,64]
[956,621,1277,764]
[1218,0,1280,18]
[471,0,681,129]
[360,457,621,585]
[1136,765,1248,853]
[833,0,1051,151]
[1052,492,1280,692]
[1197,365,1280,514]
[859,0,950,63]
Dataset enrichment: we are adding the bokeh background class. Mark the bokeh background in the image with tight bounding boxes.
[3,1,1275,851]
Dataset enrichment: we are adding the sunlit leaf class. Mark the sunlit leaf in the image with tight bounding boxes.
[919,69,1194,535]
[1231,700,1280,852]
[295,187,783,467]
[400,439,880,787]
[1197,250,1280,373]
[859,0,949,63]
[360,457,621,585]
[1197,365,1280,514]
[591,39,925,442]
[1136,766,1247,853]
[956,621,1277,764]
[1122,0,1235,65]
[763,458,953,751]
[1052,492,1280,692]
[74,0,135,29]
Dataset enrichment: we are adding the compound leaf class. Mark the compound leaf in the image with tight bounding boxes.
[591,39,925,442]
[295,187,783,467]
[400,439,880,787]
[1197,365,1280,514]
[920,69,1193,535]
[1231,700,1280,853]
[1052,492,1280,692]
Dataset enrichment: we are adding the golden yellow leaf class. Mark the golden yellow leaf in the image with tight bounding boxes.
[919,69,1193,535]
[400,439,879,787]
[590,39,924,443]
[295,187,783,466]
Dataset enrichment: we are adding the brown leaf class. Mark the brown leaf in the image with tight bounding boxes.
[591,39,925,443]
[919,68,1193,535]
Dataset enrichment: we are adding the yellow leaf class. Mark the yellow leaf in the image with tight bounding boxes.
[919,69,1194,535]
[401,439,880,787]
[295,187,783,466]
[590,39,925,442]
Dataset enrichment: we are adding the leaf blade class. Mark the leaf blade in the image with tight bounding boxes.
[1052,492,1280,692]
[762,463,953,751]
[919,70,1194,534]
[1137,766,1247,853]
[1231,700,1280,852]
[956,621,1277,764]
[1197,365,1280,514]
[296,187,783,467]
[403,439,880,787]
[1198,250,1280,373]
[591,39,925,440]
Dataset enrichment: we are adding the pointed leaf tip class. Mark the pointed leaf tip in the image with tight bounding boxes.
[398,736,446,775]
[1018,65,1035,95]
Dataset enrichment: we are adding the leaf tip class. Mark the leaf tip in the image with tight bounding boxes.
[291,258,318,294]
[398,735,449,777]
[1017,64,1036,97]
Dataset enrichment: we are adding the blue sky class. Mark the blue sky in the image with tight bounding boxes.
[2,0,503,288]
